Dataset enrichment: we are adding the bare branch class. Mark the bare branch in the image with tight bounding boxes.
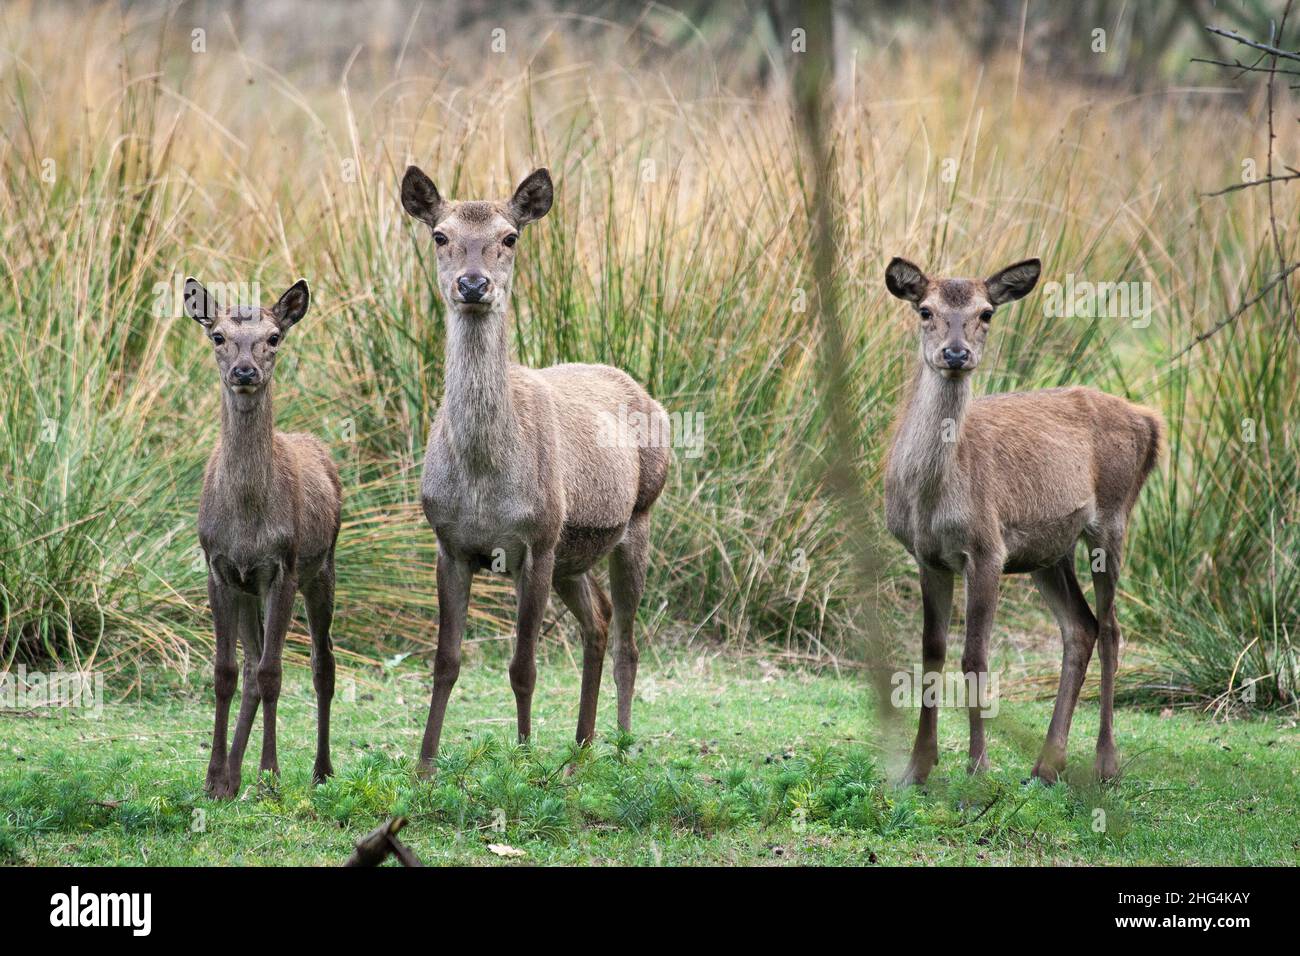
[1171,261,1300,361]
[1191,56,1300,78]
[1206,25,1300,63]
[1265,2,1295,318]
[1203,172,1300,197]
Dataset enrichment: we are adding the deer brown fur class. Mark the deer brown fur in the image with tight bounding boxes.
[185,277,342,799]
[401,166,670,774]
[883,256,1163,785]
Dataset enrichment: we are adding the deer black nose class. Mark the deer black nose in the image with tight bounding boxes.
[942,347,971,369]
[457,274,491,302]
[232,365,258,384]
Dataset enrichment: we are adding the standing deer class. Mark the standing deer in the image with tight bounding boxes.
[185,277,342,799]
[883,257,1163,785]
[400,165,670,775]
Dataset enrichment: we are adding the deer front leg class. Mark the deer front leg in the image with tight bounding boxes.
[901,564,953,786]
[511,545,555,744]
[255,566,298,784]
[417,546,472,777]
[224,595,264,798]
[962,558,1001,774]
[205,574,238,799]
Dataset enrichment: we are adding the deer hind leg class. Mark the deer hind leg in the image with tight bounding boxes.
[225,595,265,798]
[1030,554,1099,783]
[417,546,472,777]
[609,511,651,734]
[553,573,611,745]
[510,546,556,745]
[901,564,953,786]
[1086,523,1126,781]
[302,555,337,784]
[205,575,239,799]
[961,557,1002,774]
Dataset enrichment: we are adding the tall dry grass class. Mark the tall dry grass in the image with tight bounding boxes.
[0,1,1295,709]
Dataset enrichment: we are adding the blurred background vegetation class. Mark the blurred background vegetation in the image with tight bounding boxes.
[0,0,1296,714]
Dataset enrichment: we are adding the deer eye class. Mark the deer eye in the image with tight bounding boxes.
[503,233,518,248]
[433,231,449,247]
[918,307,933,320]
[211,332,225,346]
[267,333,280,347]
[980,309,994,322]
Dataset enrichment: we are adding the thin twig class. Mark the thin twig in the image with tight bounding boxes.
[1190,56,1300,78]
[1206,25,1300,63]
[960,791,1003,826]
[1203,171,1300,197]
[538,605,569,639]
[1264,3,1295,318]
[1170,262,1300,361]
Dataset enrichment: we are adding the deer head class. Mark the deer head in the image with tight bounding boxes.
[185,278,310,406]
[400,166,553,315]
[886,257,1041,377]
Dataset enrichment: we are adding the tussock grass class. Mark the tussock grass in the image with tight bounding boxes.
[0,3,1295,711]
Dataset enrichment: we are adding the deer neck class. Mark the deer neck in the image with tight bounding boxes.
[442,304,519,472]
[890,359,971,502]
[216,384,276,513]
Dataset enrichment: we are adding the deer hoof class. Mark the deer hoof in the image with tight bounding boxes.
[1030,761,1062,785]
[1094,750,1119,782]
[205,777,238,801]
[898,760,933,787]
[204,764,227,796]
[312,761,334,785]
[1031,745,1066,783]
[967,755,990,775]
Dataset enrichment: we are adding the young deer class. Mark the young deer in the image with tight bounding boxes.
[401,166,669,774]
[883,257,1163,785]
[185,278,342,799]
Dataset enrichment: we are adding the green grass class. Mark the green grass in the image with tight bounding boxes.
[2,650,1295,866]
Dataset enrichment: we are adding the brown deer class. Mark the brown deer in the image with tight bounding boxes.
[185,277,342,799]
[883,257,1163,785]
[400,166,670,775]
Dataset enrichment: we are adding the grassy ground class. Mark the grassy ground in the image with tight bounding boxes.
[3,646,1295,866]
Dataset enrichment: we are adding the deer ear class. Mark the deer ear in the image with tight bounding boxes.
[507,167,553,226]
[985,258,1041,306]
[885,257,928,304]
[183,277,218,328]
[272,279,310,329]
[401,165,444,227]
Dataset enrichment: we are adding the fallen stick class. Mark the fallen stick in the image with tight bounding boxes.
[343,816,424,867]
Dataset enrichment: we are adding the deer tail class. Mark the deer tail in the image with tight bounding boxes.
[1137,406,1165,488]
